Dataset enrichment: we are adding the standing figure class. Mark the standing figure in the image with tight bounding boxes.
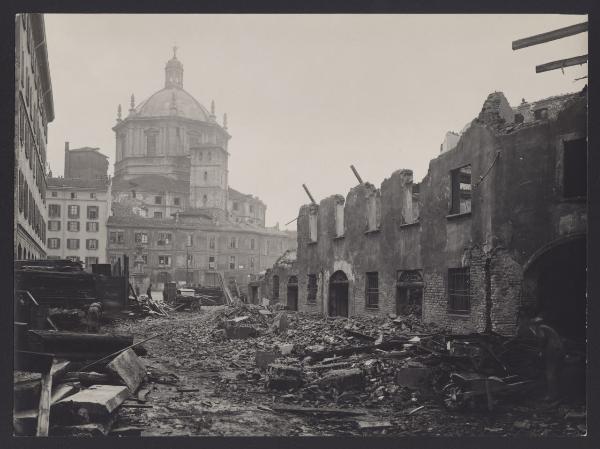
[87,302,103,333]
[529,317,565,401]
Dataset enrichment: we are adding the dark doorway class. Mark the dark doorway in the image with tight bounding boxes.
[525,236,586,341]
[287,276,298,311]
[250,286,259,304]
[396,270,423,317]
[329,271,349,317]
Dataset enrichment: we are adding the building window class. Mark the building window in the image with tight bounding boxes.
[154,196,162,205]
[109,231,124,244]
[70,192,77,199]
[250,256,255,270]
[87,206,99,219]
[229,256,235,270]
[141,255,148,264]
[534,108,548,120]
[365,272,379,308]
[309,207,318,243]
[68,205,80,218]
[563,138,587,198]
[366,192,381,232]
[203,171,208,182]
[90,192,96,199]
[158,255,171,266]
[335,200,345,237]
[307,274,318,303]
[186,253,194,266]
[233,202,239,211]
[396,270,423,317]
[174,197,180,206]
[66,256,81,262]
[202,194,208,206]
[49,204,61,218]
[48,220,61,231]
[85,257,99,267]
[86,239,99,250]
[86,222,99,232]
[157,232,171,245]
[250,238,255,250]
[209,236,216,249]
[229,237,237,249]
[67,239,80,250]
[51,191,57,197]
[67,221,80,232]
[450,165,472,215]
[186,234,193,247]
[272,275,280,299]
[249,205,254,214]
[135,232,148,244]
[448,267,471,314]
[209,256,216,270]
[147,133,157,156]
[47,238,60,249]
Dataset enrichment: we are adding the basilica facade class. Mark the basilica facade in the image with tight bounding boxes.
[107,50,295,291]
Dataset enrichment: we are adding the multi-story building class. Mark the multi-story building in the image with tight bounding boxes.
[14,13,55,260]
[107,49,296,291]
[63,142,109,181]
[287,88,587,340]
[45,147,112,269]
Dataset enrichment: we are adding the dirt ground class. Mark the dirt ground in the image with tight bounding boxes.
[106,306,586,437]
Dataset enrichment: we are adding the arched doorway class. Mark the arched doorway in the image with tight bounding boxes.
[523,236,586,341]
[329,271,349,317]
[287,276,298,311]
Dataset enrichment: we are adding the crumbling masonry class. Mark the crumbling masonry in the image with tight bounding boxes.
[268,88,587,338]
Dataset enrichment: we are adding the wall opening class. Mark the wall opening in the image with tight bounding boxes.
[396,270,423,317]
[329,270,349,317]
[450,165,472,214]
[287,275,298,311]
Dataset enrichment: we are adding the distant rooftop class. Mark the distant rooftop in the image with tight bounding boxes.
[47,177,110,189]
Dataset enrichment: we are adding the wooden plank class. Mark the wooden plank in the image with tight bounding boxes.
[270,404,367,416]
[36,370,52,436]
[513,21,588,50]
[51,383,78,405]
[536,54,588,73]
[105,349,145,393]
[51,384,129,424]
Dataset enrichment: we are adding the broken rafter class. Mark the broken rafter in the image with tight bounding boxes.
[512,21,588,50]
[350,165,364,184]
[536,54,588,74]
[302,184,317,204]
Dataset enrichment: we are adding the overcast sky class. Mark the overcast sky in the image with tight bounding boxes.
[43,14,587,229]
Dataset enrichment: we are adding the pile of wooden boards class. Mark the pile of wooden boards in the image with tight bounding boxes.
[14,331,153,437]
[130,295,171,317]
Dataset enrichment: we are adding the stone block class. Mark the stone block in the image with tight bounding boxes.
[266,376,303,390]
[279,343,294,355]
[51,384,129,425]
[318,368,365,391]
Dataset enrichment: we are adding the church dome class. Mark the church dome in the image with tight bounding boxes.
[132,48,212,122]
[135,88,211,122]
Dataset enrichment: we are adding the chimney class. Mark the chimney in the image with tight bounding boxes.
[65,141,69,151]
[64,141,70,178]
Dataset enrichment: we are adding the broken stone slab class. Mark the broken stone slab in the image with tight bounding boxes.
[255,351,278,370]
[51,383,79,405]
[266,376,303,390]
[395,366,430,389]
[51,384,129,425]
[225,325,258,339]
[105,348,146,393]
[279,343,294,355]
[318,368,365,391]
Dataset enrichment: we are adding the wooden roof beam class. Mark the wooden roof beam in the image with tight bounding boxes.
[512,21,588,50]
[536,54,588,73]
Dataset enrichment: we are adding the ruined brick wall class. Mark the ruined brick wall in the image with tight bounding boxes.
[489,248,523,335]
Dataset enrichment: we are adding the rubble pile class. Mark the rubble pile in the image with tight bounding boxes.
[128,295,172,318]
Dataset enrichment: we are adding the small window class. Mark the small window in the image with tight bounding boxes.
[154,211,163,218]
[141,254,148,264]
[204,171,208,182]
[250,238,255,250]
[229,237,237,249]
[86,222,99,232]
[135,232,148,244]
[85,257,99,267]
[563,138,587,198]
[51,191,57,197]
[158,255,171,266]
[365,272,379,308]
[250,256,255,270]
[186,234,193,247]
[48,220,61,231]
[229,256,235,270]
[209,255,216,269]
[86,239,99,250]
[202,195,208,206]
[209,236,216,249]
[70,192,77,199]
[67,221,80,232]
[272,275,280,299]
[154,196,162,205]
[109,231,124,244]
[249,204,254,214]
[67,238,80,250]
[309,208,318,243]
[87,206,99,220]
[448,267,471,314]
[366,193,381,232]
[307,274,318,303]
[450,165,472,215]
[233,202,239,211]
[157,232,171,245]
[90,192,96,199]
[335,201,344,237]
[68,205,80,219]
[49,204,61,218]
[47,238,60,249]
[147,133,157,156]
[174,197,181,206]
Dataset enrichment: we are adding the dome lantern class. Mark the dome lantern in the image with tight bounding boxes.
[165,46,183,89]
